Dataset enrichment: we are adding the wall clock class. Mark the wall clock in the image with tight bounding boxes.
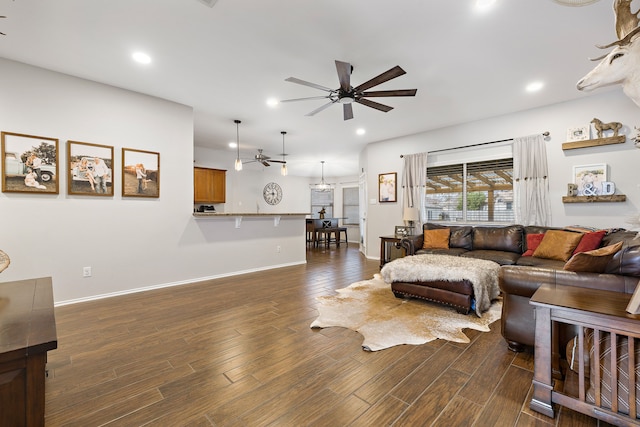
[263,182,282,205]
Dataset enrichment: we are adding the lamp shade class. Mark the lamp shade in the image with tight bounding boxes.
[403,207,419,222]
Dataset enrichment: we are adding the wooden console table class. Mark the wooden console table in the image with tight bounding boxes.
[0,277,57,426]
[530,284,640,425]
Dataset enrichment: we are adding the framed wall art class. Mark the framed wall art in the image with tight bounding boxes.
[566,125,590,142]
[67,140,114,196]
[379,172,397,203]
[122,148,160,198]
[1,131,59,194]
[573,163,607,196]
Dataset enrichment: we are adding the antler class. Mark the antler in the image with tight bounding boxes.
[614,0,640,40]
[597,25,640,49]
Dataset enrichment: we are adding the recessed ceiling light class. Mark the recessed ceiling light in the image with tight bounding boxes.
[526,81,544,92]
[266,98,279,107]
[132,51,151,64]
[475,0,497,11]
[356,128,366,136]
[228,142,237,148]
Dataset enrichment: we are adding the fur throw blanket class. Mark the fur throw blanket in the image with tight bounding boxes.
[380,254,501,316]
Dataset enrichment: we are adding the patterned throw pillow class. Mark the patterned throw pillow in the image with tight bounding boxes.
[422,228,450,249]
[563,241,623,273]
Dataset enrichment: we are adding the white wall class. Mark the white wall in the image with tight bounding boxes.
[361,89,640,259]
[0,59,307,304]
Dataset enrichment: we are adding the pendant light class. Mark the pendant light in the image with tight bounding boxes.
[280,131,288,176]
[234,119,242,171]
[314,160,331,191]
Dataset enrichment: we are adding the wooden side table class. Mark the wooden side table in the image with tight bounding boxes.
[379,235,408,268]
[530,284,640,424]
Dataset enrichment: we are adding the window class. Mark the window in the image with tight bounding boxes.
[426,158,513,223]
[342,187,359,225]
[311,189,333,218]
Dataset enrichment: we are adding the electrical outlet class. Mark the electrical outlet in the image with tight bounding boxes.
[83,266,92,277]
[276,245,281,253]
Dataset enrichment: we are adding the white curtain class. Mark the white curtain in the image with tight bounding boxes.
[401,152,428,231]
[513,134,551,226]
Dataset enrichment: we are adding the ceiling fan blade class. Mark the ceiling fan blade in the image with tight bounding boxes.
[361,89,417,97]
[305,100,336,116]
[354,66,406,92]
[355,98,394,113]
[343,103,354,120]
[269,159,286,164]
[261,160,271,167]
[335,60,351,92]
[280,95,330,103]
[285,77,333,92]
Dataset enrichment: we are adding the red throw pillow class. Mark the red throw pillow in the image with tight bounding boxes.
[523,233,545,257]
[572,230,606,255]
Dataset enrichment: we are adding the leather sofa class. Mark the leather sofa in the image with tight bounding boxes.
[403,223,640,352]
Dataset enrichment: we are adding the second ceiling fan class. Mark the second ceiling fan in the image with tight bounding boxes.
[281,60,417,120]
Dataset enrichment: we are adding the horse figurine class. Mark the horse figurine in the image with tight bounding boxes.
[591,117,623,138]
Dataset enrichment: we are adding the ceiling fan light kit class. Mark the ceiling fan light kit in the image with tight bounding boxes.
[282,60,417,121]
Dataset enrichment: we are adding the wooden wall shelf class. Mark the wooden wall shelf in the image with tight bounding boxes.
[562,135,626,150]
[562,195,626,203]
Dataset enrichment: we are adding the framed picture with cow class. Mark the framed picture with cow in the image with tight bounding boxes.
[122,148,160,198]
[1,131,59,194]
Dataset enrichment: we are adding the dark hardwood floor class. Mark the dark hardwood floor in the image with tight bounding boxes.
[45,245,609,426]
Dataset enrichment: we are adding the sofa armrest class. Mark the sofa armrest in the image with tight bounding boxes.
[401,235,423,255]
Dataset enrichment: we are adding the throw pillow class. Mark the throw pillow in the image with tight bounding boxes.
[522,233,545,257]
[422,228,450,249]
[532,230,584,261]
[572,230,606,255]
[563,241,623,273]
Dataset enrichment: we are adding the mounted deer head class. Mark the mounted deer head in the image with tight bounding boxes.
[576,26,640,108]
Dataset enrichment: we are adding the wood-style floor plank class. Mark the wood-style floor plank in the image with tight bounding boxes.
[43,245,608,426]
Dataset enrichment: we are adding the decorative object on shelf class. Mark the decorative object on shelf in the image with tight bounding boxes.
[318,207,326,219]
[313,161,332,191]
[67,140,114,196]
[601,181,616,195]
[280,131,287,176]
[566,125,590,142]
[281,59,417,121]
[122,148,160,198]
[403,207,419,228]
[567,183,578,196]
[233,119,242,171]
[0,250,9,274]
[378,172,397,203]
[1,131,60,194]
[262,182,282,205]
[591,117,623,138]
[573,163,607,196]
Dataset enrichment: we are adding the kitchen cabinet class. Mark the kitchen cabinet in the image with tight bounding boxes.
[194,167,226,203]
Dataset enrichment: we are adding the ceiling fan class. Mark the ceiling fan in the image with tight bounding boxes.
[245,149,286,167]
[281,60,418,120]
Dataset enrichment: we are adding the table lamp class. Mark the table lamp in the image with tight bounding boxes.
[403,207,419,231]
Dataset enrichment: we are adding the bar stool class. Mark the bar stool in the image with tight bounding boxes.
[316,228,338,248]
[336,227,348,246]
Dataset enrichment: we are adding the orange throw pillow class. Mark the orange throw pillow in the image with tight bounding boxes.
[564,242,623,273]
[532,230,583,261]
[422,228,450,249]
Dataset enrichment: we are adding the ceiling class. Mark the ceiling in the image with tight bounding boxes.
[0,0,622,177]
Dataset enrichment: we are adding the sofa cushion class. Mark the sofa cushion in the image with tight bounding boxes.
[572,230,606,255]
[533,230,583,262]
[422,228,450,249]
[425,223,473,250]
[515,256,566,269]
[522,233,545,257]
[472,225,524,253]
[460,250,521,265]
[564,242,623,273]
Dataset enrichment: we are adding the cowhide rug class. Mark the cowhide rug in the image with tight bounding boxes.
[310,274,502,351]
